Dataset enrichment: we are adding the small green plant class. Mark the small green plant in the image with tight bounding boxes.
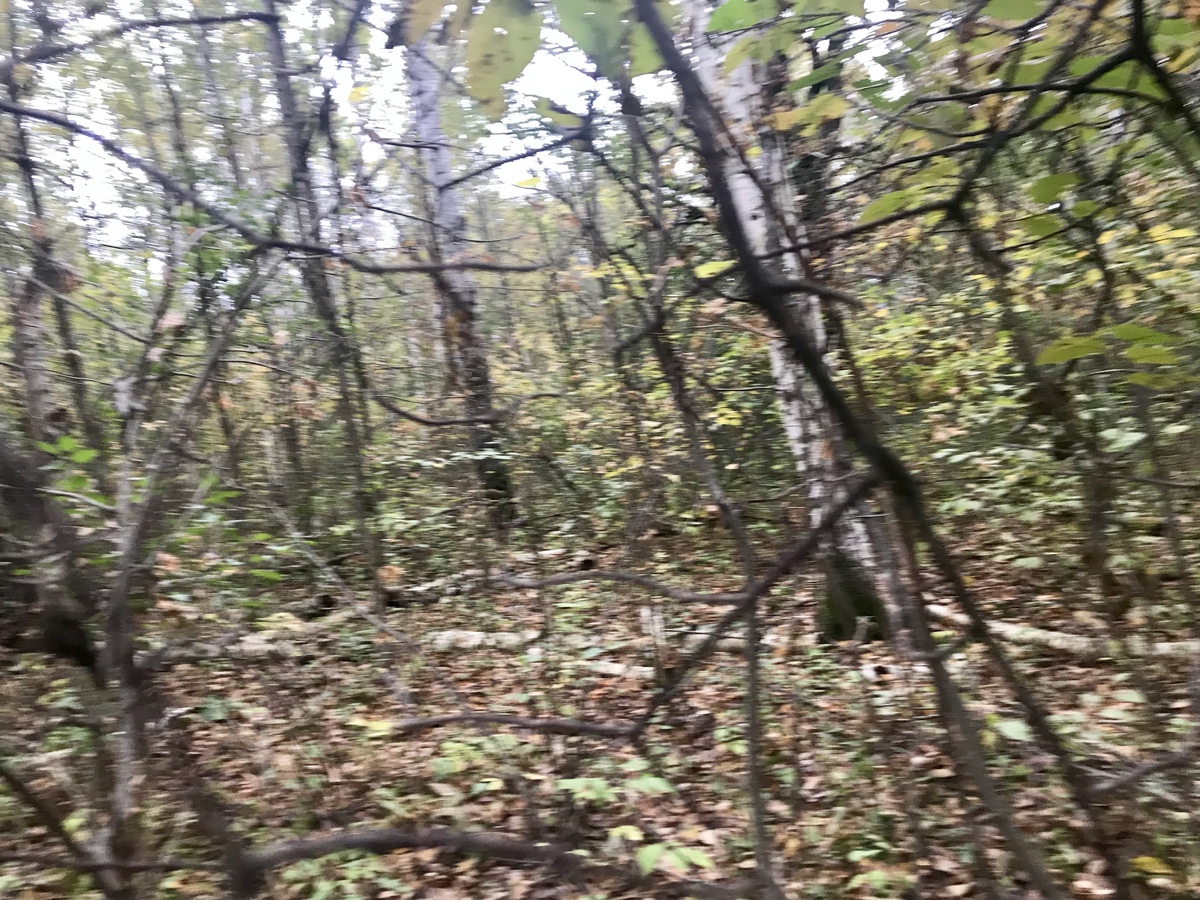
[635,840,715,876]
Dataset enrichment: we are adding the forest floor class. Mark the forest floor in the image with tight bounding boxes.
[2,533,1197,899]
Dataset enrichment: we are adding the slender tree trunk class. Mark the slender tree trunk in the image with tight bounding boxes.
[263,0,383,588]
[264,315,313,534]
[5,67,108,481]
[191,0,245,191]
[153,29,246,494]
[9,261,54,445]
[407,37,517,532]
[684,0,904,643]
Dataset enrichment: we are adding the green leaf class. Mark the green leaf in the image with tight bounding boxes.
[1100,428,1145,453]
[1021,214,1060,237]
[847,847,883,862]
[624,774,674,795]
[824,0,864,16]
[706,0,774,32]
[1028,173,1078,204]
[1110,323,1176,343]
[847,870,890,890]
[62,809,87,835]
[810,92,848,122]
[626,18,663,76]
[722,34,755,73]
[465,0,543,120]
[1125,344,1180,365]
[556,776,616,802]
[629,0,676,75]
[70,448,98,464]
[636,843,667,874]
[608,824,644,841]
[533,97,585,128]
[674,846,715,869]
[859,189,911,223]
[984,0,1040,20]
[788,62,841,92]
[554,0,626,80]
[1154,18,1197,38]
[768,107,807,130]
[1036,336,1103,364]
[1068,54,1107,78]
[994,718,1033,741]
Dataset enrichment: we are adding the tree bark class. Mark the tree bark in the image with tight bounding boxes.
[683,1,904,644]
[407,37,518,532]
[263,0,383,585]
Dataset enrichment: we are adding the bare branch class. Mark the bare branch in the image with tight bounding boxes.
[0,100,542,278]
[442,125,592,192]
[0,13,279,81]
[633,475,880,733]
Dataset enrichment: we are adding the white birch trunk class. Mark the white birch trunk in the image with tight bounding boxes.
[11,272,54,443]
[407,39,516,528]
[684,2,903,640]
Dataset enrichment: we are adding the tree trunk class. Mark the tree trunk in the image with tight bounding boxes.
[684,1,902,642]
[407,37,518,532]
[263,1,383,588]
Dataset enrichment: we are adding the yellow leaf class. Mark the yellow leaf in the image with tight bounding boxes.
[428,0,471,39]
[347,716,395,737]
[1130,856,1174,876]
[768,108,806,130]
[406,0,447,44]
[693,260,736,279]
[811,93,849,121]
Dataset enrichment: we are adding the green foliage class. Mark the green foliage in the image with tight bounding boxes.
[465,0,543,119]
[706,0,777,33]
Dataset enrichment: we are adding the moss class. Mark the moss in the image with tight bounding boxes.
[817,549,887,642]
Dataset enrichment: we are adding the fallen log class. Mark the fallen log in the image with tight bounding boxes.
[925,604,1200,659]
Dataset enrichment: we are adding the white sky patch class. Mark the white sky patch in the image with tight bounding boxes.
[38,2,919,264]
